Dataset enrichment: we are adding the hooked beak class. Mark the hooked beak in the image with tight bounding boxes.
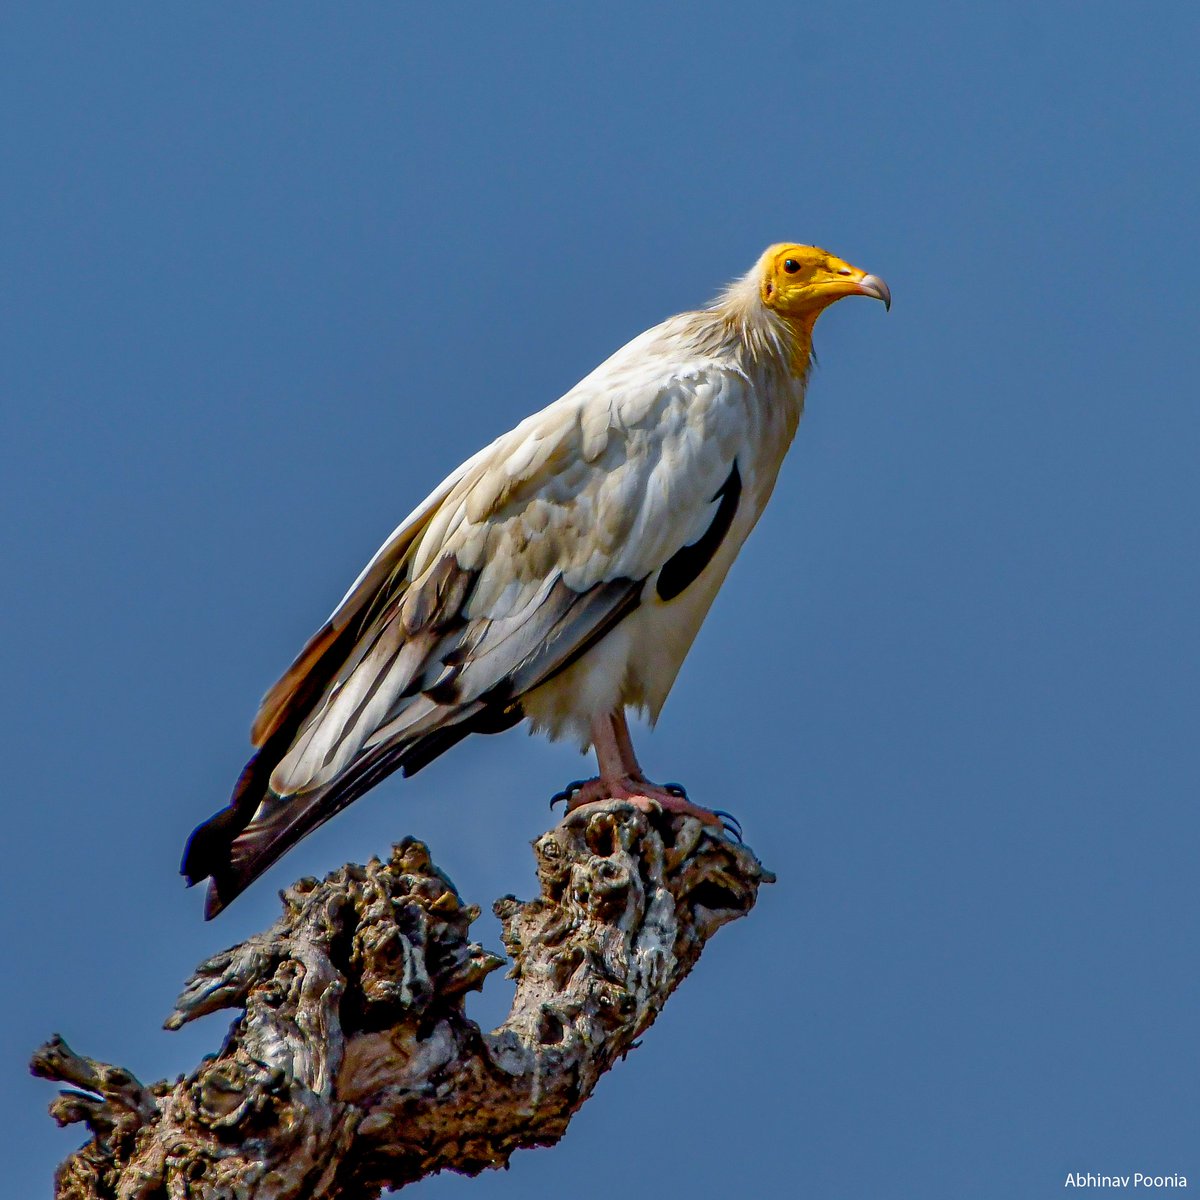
[856,274,891,311]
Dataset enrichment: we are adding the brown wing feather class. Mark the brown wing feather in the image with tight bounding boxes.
[250,620,341,746]
[247,468,476,746]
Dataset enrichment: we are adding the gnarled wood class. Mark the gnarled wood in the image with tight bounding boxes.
[32,799,772,1198]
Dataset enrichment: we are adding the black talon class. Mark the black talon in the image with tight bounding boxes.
[663,782,689,798]
[550,779,589,810]
[711,809,743,841]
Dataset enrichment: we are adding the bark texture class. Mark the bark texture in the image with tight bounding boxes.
[32,799,772,1199]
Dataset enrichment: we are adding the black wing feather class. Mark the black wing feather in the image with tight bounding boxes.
[656,460,741,601]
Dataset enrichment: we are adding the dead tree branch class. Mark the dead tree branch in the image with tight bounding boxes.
[32,799,772,1199]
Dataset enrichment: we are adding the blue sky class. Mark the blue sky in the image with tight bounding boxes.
[3,4,1197,1197]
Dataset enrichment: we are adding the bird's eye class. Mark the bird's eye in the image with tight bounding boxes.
[783,259,801,274]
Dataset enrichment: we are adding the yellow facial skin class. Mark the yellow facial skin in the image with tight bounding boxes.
[759,243,890,331]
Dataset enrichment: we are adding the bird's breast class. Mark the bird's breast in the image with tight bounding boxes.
[523,397,797,748]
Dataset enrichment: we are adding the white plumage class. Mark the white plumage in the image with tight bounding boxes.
[183,242,889,917]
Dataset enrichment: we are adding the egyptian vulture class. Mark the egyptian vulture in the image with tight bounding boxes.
[183,243,889,918]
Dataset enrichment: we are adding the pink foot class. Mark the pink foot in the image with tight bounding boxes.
[552,775,742,839]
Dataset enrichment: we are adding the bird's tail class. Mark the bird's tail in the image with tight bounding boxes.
[181,700,523,919]
[183,730,410,918]
[182,710,416,919]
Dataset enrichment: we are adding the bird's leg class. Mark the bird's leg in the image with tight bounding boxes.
[594,707,638,784]
[552,710,741,838]
[607,708,643,779]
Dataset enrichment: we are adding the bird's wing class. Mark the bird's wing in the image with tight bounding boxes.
[266,358,749,786]
[250,448,488,747]
[189,337,751,915]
